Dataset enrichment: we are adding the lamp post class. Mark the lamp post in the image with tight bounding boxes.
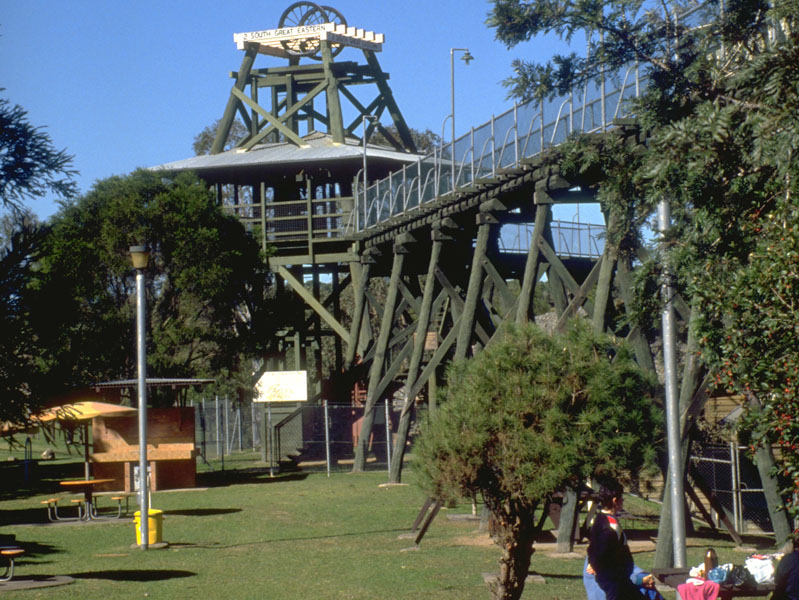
[450,47,473,191]
[130,245,150,551]
[361,114,377,230]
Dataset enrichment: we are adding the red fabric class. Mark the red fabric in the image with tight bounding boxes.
[676,580,720,600]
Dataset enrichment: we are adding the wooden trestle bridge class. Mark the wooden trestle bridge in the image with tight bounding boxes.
[156,3,666,483]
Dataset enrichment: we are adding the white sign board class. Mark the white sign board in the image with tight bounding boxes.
[255,370,308,403]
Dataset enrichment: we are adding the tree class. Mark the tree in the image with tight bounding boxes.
[0,211,48,424]
[0,95,77,212]
[414,320,660,600]
[193,119,248,155]
[487,0,799,537]
[370,124,441,154]
[27,169,274,405]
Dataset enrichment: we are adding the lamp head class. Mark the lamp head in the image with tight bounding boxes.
[129,245,150,270]
[461,50,474,65]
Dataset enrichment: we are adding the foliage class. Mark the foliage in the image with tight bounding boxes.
[487,0,799,527]
[414,320,660,599]
[370,124,441,154]
[192,118,248,155]
[0,211,48,424]
[0,95,77,212]
[25,170,274,407]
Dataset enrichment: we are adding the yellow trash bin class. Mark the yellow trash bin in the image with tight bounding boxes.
[134,509,163,545]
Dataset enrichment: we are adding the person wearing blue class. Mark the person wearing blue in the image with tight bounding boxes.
[773,537,799,600]
[585,480,663,600]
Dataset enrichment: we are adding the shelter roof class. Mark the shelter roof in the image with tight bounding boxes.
[92,378,215,390]
[151,132,423,183]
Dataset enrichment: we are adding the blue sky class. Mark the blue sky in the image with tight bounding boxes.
[3,1,596,222]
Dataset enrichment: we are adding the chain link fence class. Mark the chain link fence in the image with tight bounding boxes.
[192,397,400,475]
[690,442,771,534]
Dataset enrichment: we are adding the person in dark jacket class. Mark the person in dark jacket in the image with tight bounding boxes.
[586,480,644,600]
[773,537,799,600]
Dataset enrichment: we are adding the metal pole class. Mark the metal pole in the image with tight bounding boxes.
[268,402,274,476]
[135,266,149,551]
[659,198,687,567]
[324,400,331,478]
[451,48,456,192]
[215,396,220,457]
[224,397,229,455]
[362,115,377,229]
[384,399,391,474]
[450,48,472,192]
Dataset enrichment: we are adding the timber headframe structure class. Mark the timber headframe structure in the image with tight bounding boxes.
[155,2,704,489]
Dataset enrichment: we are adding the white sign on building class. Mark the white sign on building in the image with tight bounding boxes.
[254,370,308,403]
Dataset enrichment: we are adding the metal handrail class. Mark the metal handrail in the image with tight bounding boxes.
[356,57,649,234]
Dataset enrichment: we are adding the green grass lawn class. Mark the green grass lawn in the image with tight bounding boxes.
[0,440,781,599]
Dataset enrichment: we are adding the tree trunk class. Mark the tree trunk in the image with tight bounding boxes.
[487,504,538,600]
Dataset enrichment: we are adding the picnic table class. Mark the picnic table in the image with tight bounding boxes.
[59,479,114,520]
[651,567,774,599]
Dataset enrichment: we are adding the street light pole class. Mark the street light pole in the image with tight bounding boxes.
[130,245,150,551]
[361,114,377,230]
[450,48,473,192]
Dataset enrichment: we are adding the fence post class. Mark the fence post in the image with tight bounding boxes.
[324,400,331,478]
[224,397,230,456]
[268,402,275,477]
[215,396,221,458]
[385,399,391,474]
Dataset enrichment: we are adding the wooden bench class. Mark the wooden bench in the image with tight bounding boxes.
[0,547,25,581]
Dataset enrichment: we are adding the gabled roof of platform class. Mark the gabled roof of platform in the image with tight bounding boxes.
[152,131,423,182]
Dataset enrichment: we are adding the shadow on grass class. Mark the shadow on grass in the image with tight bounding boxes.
[71,569,195,582]
[162,508,241,517]
[197,471,308,488]
[0,508,51,526]
[529,572,583,581]
[166,526,411,550]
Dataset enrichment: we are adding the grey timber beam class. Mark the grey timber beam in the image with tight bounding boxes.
[278,266,351,345]
[212,43,258,154]
[345,262,371,368]
[615,258,657,372]
[320,41,345,143]
[407,314,461,401]
[353,248,406,472]
[454,220,492,361]
[554,255,604,332]
[232,86,312,149]
[434,267,490,345]
[391,238,443,483]
[362,50,417,153]
[482,257,515,310]
[591,214,619,334]
[516,204,551,324]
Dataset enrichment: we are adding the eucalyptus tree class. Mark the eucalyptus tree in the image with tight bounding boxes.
[28,169,274,406]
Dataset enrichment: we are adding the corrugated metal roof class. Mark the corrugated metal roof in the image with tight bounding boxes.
[93,378,215,389]
[152,131,423,174]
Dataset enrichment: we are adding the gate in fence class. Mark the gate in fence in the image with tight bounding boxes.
[690,443,771,535]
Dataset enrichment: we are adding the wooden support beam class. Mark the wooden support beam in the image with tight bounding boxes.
[353,249,405,472]
[363,50,417,153]
[320,41,345,143]
[455,222,491,361]
[278,266,350,344]
[591,214,618,334]
[516,204,550,324]
[554,254,604,332]
[391,239,443,483]
[408,314,461,401]
[212,44,258,154]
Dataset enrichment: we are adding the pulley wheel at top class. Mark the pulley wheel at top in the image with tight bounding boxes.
[278,2,347,59]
